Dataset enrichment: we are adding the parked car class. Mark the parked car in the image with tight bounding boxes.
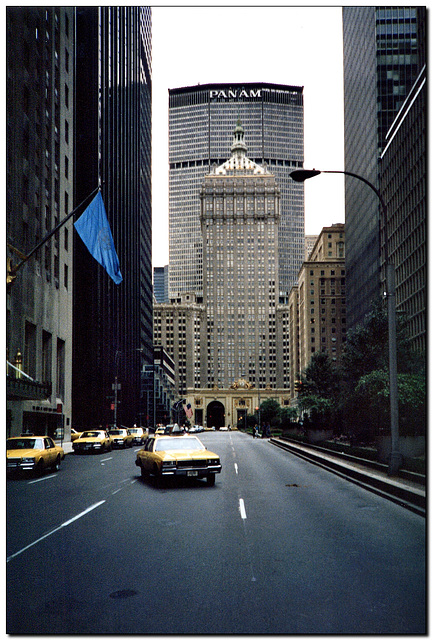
[7,436,65,476]
[129,427,147,445]
[109,428,133,448]
[73,430,112,454]
[135,434,222,486]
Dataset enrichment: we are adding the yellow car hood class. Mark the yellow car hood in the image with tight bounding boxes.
[7,448,40,458]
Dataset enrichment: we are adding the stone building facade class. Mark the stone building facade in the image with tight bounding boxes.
[153,293,207,397]
[289,224,346,401]
[154,122,292,427]
[200,120,287,390]
[7,7,75,438]
[186,379,290,431]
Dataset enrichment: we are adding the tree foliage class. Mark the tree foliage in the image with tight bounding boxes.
[294,304,425,442]
[278,406,298,429]
[342,302,420,389]
[297,352,342,431]
[352,370,426,437]
[340,304,425,442]
[257,399,280,425]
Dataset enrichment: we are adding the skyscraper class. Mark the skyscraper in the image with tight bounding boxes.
[168,82,305,300]
[343,7,425,331]
[380,64,426,353]
[73,7,152,428]
[201,120,282,389]
[7,7,75,438]
[153,265,169,303]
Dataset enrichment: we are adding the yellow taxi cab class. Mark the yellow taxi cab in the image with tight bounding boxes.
[129,427,147,445]
[155,425,167,435]
[6,435,65,476]
[72,429,112,454]
[135,433,222,486]
[70,428,82,442]
[109,428,133,448]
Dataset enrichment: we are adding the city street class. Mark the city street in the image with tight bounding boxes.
[7,430,425,634]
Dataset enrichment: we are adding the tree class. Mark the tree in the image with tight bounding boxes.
[352,370,426,438]
[342,302,420,390]
[278,406,298,430]
[297,352,342,432]
[257,399,280,425]
[341,302,425,442]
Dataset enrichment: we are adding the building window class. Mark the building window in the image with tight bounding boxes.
[42,331,52,382]
[45,246,51,280]
[56,338,65,400]
[24,322,37,379]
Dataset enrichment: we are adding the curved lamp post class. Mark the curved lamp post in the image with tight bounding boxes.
[290,169,401,475]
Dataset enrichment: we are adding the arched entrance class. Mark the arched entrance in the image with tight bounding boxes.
[206,401,225,430]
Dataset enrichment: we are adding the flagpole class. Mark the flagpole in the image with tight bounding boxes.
[8,185,101,278]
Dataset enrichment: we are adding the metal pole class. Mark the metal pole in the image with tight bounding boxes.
[322,170,401,475]
[386,264,402,474]
[290,168,401,475]
[9,185,101,276]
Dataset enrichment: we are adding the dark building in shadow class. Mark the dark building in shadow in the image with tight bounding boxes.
[73,7,152,429]
[343,7,426,346]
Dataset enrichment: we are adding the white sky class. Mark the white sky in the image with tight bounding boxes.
[151,6,346,267]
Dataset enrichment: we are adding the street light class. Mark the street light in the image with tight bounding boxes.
[290,168,401,475]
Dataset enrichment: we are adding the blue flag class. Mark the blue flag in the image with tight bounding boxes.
[74,192,123,284]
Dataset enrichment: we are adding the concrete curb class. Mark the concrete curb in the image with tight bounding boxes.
[270,437,426,517]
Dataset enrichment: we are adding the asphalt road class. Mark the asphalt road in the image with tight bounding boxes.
[7,430,426,634]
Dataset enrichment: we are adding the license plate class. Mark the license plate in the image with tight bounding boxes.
[187,470,198,477]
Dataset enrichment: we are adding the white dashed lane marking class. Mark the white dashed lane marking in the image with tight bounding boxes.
[7,501,106,563]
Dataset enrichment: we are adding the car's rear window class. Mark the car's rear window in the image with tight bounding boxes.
[154,437,205,452]
[81,431,102,438]
[7,438,42,450]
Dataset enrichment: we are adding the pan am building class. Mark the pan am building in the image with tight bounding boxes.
[168,83,305,300]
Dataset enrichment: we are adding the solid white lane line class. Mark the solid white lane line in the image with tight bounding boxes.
[28,474,57,485]
[6,500,106,563]
[239,498,247,520]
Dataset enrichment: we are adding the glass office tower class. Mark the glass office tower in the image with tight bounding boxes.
[343,7,424,330]
[73,7,152,428]
[168,83,305,300]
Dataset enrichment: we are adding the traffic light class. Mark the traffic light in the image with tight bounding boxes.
[294,380,303,393]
